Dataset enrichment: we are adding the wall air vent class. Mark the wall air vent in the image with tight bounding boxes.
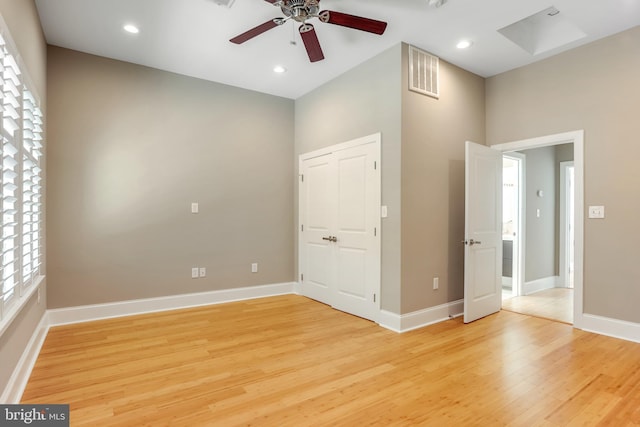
[408,45,439,99]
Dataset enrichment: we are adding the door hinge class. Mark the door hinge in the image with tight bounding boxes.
[300,174,304,182]
[300,273,304,282]
[374,161,377,170]
[301,224,304,232]
[373,293,376,303]
[374,227,377,237]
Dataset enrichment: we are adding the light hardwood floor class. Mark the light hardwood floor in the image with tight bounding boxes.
[22,295,640,426]
[502,288,573,324]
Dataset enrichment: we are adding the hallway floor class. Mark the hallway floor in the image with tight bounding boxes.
[502,287,573,324]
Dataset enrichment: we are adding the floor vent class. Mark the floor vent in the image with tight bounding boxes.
[408,45,439,99]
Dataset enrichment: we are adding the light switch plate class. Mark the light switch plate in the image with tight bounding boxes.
[191,202,199,214]
[588,205,605,219]
[191,267,199,278]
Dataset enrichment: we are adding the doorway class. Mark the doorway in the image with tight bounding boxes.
[493,131,583,327]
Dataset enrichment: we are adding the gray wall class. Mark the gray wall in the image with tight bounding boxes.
[521,146,558,282]
[486,26,640,323]
[0,0,47,396]
[295,44,402,313]
[46,47,295,308]
[519,143,574,283]
[400,44,485,313]
[554,143,574,277]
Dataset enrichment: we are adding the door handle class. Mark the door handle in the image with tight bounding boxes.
[462,239,482,246]
[322,236,338,242]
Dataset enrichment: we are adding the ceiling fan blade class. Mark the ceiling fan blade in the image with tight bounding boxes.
[299,23,324,63]
[263,0,278,3]
[230,19,280,44]
[319,10,387,35]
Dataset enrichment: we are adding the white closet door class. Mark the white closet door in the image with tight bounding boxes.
[299,134,381,322]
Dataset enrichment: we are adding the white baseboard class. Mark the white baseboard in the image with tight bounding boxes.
[579,314,640,344]
[523,276,560,295]
[378,300,463,333]
[48,282,297,326]
[1,312,49,404]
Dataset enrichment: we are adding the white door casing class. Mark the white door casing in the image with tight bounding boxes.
[464,141,503,323]
[503,152,526,298]
[299,134,381,322]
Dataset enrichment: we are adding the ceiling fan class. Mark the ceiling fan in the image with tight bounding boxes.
[230,0,388,62]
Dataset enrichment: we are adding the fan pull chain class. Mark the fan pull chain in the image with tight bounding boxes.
[290,20,297,45]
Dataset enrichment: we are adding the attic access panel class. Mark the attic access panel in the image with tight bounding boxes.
[498,6,586,55]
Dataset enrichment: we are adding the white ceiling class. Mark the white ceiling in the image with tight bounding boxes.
[35,0,640,99]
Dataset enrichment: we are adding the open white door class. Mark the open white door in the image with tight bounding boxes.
[464,141,503,323]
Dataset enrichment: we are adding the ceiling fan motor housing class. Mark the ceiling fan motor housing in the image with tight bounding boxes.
[281,0,320,22]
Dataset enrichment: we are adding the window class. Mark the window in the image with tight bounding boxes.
[0,31,44,322]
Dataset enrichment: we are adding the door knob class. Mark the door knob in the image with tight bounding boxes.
[462,239,482,246]
[322,236,338,242]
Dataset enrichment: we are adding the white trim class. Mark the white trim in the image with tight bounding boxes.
[502,152,526,298]
[0,276,45,337]
[581,314,640,344]
[378,300,463,333]
[48,282,297,326]
[298,132,381,162]
[378,310,402,332]
[492,130,584,328]
[1,312,49,404]
[559,161,575,289]
[522,276,560,295]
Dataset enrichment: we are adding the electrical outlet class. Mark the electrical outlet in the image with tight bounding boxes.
[251,263,258,273]
[199,267,206,278]
[191,267,199,279]
[433,277,439,290]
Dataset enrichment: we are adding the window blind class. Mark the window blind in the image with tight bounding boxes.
[0,31,44,320]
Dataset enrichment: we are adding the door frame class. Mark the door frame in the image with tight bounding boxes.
[502,152,526,298]
[298,133,382,320]
[559,161,575,289]
[492,130,584,328]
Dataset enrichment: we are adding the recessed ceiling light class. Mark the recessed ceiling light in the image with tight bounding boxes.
[273,65,287,73]
[123,24,140,34]
[456,40,473,49]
